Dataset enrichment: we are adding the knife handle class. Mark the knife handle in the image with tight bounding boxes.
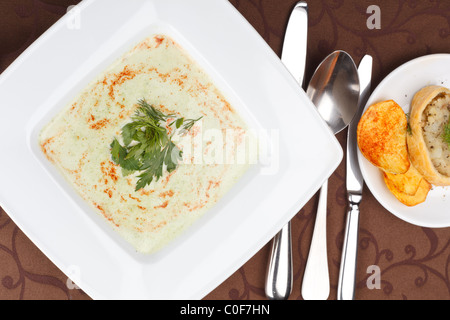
[265,222,293,300]
[337,194,362,300]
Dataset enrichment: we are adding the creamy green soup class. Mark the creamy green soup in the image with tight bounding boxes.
[40,35,251,254]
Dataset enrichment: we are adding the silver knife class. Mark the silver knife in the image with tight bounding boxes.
[280,2,308,88]
[265,1,308,300]
[337,54,373,300]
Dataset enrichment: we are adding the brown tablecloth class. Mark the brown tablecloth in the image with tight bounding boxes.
[0,0,449,300]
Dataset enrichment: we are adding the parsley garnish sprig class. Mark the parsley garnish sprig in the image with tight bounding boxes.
[443,119,450,146]
[110,99,202,191]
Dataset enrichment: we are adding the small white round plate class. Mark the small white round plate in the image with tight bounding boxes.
[359,54,450,228]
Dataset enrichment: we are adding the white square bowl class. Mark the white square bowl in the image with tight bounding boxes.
[0,0,342,299]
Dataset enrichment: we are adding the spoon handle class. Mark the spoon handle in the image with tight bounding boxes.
[301,180,330,300]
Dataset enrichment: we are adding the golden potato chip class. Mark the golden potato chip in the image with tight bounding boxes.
[383,173,431,207]
[383,165,424,196]
[357,100,410,174]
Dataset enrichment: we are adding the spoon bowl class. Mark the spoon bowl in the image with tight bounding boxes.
[301,50,360,300]
[307,51,360,134]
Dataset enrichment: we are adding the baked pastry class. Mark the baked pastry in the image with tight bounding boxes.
[407,85,450,186]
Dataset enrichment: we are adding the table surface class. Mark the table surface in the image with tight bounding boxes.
[0,0,449,300]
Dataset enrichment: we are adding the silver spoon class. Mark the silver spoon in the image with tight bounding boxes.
[301,50,360,300]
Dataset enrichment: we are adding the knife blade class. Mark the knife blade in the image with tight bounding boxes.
[346,55,372,195]
[337,54,373,300]
[265,1,308,300]
[281,1,308,88]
